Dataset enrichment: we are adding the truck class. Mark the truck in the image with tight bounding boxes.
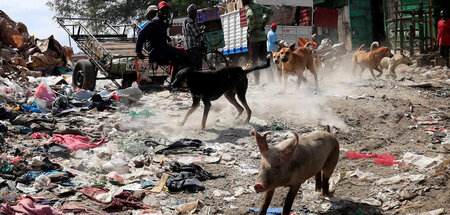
[220,0,314,66]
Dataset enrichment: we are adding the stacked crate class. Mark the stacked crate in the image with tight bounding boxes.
[196,8,225,50]
[299,8,312,26]
[221,10,248,55]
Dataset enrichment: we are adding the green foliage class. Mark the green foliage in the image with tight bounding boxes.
[47,0,219,24]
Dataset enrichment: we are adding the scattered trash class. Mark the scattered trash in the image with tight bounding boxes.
[346,94,374,100]
[249,207,283,215]
[49,134,106,151]
[174,200,204,214]
[402,152,444,169]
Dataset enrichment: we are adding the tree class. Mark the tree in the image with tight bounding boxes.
[47,0,220,24]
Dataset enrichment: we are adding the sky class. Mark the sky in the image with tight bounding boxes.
[0,0,81,53]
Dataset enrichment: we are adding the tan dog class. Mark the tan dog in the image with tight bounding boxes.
[271,41,289,83]
[277,43,318,93]
[352,42,393,79]
[304,42,324,73]
[379,53,412,76]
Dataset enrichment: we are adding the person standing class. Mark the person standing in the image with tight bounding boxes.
[437,9,450,67]
[266,23,279,83]
[183,4,204,70]
[243,0,273,85]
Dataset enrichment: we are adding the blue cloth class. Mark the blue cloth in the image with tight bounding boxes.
[266,29,278,52]
[21,103,41,113]
[249,207,283,215]
[137,21,148,34]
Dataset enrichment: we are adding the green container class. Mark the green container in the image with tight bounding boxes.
[205,30,225,50]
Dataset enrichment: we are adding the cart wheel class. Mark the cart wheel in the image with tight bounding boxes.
[202,50,228,70]
[72,60,97,91]
[121,77,135,89]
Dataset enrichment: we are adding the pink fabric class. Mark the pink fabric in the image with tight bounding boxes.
[49,134,106,151]
[31,132,49,139]
[35,84,56,102]
[346,150,403,166]
[0,196,63,215]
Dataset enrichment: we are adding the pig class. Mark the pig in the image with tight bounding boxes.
[250,127,339,215]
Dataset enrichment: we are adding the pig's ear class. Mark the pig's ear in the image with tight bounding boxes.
[280,133,298,162]
[251,130,269,155]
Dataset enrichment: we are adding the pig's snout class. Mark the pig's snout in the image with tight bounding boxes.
[254,182,266,193]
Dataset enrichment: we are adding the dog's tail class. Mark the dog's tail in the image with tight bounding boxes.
[242,56,271,75]
[304,42,314,51]
[356,45,365,52]
[370,42,379,51]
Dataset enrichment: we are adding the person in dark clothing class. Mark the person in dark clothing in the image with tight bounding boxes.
[438,9,450,67]
[136,1,190,81]
[183,4,204,70]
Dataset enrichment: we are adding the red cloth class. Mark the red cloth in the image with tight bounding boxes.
[31,132,49,139]
[0,196,63,215]
[49,134,106,151]
[80,187,109,201]
[315,8,338,28]
[437,19,450,46]
[346,150,403,166]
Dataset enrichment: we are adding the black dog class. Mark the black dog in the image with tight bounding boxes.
[171,57,270,129]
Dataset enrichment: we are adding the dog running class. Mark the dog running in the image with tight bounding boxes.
[274,43,318,93]
[352,41,393,79]
[379,53,413,77]
[171,57,270,129]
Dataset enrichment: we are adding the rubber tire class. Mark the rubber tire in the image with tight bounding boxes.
[72,60,97,91]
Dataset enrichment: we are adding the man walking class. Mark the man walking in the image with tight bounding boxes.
[243,0,273,85]
[266,23,279,83]
[437,9,450,67]
[183,4,204,70]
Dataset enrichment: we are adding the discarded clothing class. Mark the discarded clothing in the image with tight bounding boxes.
[346,150,403,166]
[18,170,72,184]
[104,191,151,212]
[0,196,63,215]
[51,96,69,115]
[31,132,48,139]
[0,107,16,120]
[156,138,202,154]
[49,134,106,151]
[166,172,205,192]
[61,202,106,214]
[0,122,7,133]
[21,103,41,113]
[90,94,111,111]
[73,90,93,101]
[15,125,32,135]
[170,162,225,181]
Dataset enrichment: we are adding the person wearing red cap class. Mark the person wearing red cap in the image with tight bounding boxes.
[266,23,279,83]
[136,1,190,82]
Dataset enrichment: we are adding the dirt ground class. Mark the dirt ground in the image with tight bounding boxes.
[3,58,448,215]
[101,60,449,214]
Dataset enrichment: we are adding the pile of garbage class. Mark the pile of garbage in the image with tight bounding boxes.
[313,38,349,68]
[0,10,72,82]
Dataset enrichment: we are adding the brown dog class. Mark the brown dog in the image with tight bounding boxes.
[276,43,318,93]
[352,42,393,79]
[304,42,324,74]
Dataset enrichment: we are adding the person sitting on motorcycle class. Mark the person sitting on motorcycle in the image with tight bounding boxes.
[136,1,190,80]
[182,4,204,70]
[137,5,158,34]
